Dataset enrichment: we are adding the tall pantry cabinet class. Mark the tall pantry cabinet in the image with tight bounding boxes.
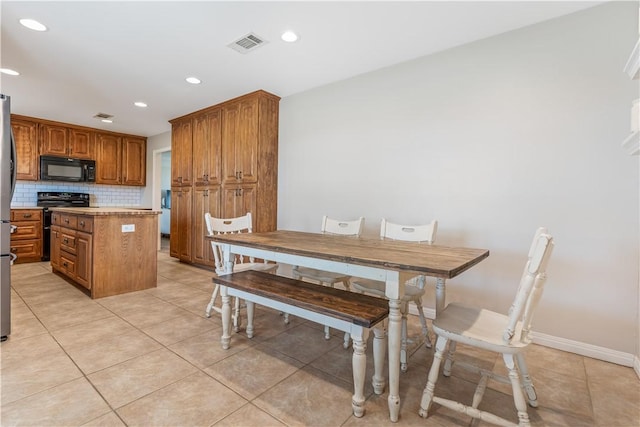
[169,90,279,268]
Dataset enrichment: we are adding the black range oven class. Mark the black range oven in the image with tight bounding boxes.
[36,192,90,261]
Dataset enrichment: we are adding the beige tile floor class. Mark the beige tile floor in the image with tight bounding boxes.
[2,248,639,427]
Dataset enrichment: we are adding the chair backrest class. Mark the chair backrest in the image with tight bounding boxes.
[321,215,364,236]
[205,212,253,273]
[379,219,438,288]
[504,227,555,344]
[380,218,437,243]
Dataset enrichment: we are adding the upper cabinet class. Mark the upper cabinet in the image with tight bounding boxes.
[40,123,93,159]
[11,114,146,185]
[96,133,146,186]
[11,117,39,181]
[222,99,258,184]
[193,109,222,186]
[170,119,192,187]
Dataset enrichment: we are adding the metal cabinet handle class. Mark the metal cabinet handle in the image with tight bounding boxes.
[79,221,85,226]
[63,238,69,244]
[22,213,32,218]
[64,218,69,223]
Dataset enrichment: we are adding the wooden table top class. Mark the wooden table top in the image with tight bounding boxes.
[208,230,489,279]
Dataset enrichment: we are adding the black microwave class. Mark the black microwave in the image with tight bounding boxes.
[40,156,96,182]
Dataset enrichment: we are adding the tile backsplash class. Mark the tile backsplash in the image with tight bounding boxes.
[12,181,143,207]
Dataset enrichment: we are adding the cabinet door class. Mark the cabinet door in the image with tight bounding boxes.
[222,184,257,223]
[50,225,61,270]
[192,186,221,266]
[193,110,222,186]
[169,186,192,262]
[68,128,93,159]
[75,231,92,289]
[171,120,192,186]
[122,136,146,186]
[11,118,39,180]
[96,133,122,184]
[40,124,68,157]
[222,101,258,184]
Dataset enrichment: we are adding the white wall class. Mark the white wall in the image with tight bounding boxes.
[278,3,639,355]
[141,130,171,208]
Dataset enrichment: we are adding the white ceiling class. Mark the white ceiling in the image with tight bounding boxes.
[1,1,601,137]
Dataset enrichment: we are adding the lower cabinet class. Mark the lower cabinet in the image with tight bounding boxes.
[170,186,192,262]
[10,209,43,263]
[50,209,158,298]
[192,185,221,266]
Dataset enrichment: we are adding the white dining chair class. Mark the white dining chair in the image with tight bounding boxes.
[204,212,278,330]
[350,218,437,368]
[418,227,554,427]
[291,215,364,340]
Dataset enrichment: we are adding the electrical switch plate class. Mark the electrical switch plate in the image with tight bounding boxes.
[122,224,135,233]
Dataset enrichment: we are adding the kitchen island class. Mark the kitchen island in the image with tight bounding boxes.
[49,207,160,298]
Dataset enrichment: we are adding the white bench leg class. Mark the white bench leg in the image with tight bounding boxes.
[221,286,232,350]
[372,321,387,395]
[246,301,255,339]
[351,326,369,418]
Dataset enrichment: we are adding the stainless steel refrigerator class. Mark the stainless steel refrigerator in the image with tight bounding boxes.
[1,94,16,341]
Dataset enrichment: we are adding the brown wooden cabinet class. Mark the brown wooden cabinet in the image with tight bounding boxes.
[40,124,93,159]
[193,109,222,186]
[50,208,158,298]
[10,209,43,263]
[96,133,146,186]
[95,133,122,184]
[192,185,221,266]
[169,90,279,267]
[11,118,39,181]
[171,119,193,187]
[11,114,145,186]
[122,136,146,186]
[169,186,192,262]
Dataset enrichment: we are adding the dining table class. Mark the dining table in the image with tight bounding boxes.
[207,229,489,422]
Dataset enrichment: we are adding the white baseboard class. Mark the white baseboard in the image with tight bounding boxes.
[409,305,639,377]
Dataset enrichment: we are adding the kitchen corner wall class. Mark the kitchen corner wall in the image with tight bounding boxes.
[11,181,142,207]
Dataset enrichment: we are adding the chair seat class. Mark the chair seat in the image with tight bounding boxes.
[293,266,351,284]
[432,302,528,353]
[351,278,425,300]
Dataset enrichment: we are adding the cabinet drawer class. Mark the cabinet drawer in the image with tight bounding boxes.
[60,230,77,254]
[11,209,42,222]
[76,216,93,232]
[10,221,42,240]
[59,253,76,277]
[52,213,78,229]
[10,239,42,263]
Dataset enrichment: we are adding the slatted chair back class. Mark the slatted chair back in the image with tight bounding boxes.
[504,227,555,344]
[205,212,254,274]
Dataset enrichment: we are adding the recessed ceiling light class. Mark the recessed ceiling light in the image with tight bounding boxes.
[186,77,201,84]
[19,18,47,32]
[281,31,298,43]
[101,119,113,123]
[134,101,148,108]
[0,68,20,76]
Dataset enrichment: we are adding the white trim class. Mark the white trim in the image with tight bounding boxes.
[623,38,640,80]
[407,305,637,371]
[152,147,171,251]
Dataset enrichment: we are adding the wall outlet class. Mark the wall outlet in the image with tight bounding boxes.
[122,224,135,233]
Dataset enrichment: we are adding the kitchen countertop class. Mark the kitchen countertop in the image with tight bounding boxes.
[10,206,44,209]
[48,207,160,216]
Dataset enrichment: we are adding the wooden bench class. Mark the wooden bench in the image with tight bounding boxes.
[214,269,390,418]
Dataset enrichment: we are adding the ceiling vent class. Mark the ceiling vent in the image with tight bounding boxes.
[93,112,113,120]
[227,32,267,54]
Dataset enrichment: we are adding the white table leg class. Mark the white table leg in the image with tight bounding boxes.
[387,298,402,422]
[372,321,387,395]
[435,277,446,314]
[221,286,231,350]
[351,326,369,418]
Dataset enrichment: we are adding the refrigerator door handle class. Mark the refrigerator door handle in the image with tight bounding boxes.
[10,128,16,199]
